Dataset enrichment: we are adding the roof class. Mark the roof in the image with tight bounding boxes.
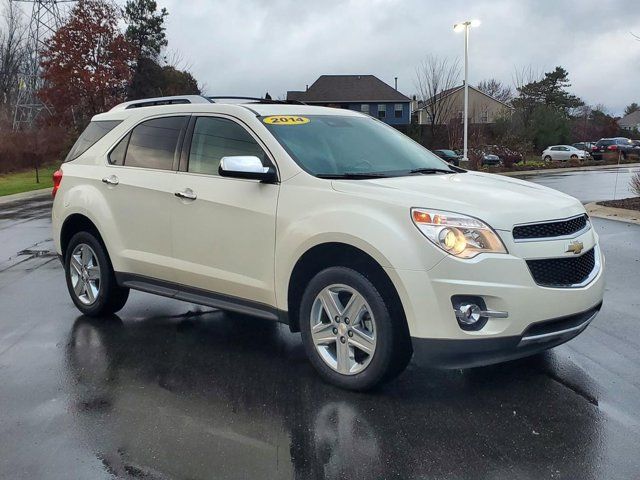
[94,99,364,122]
[287,75,411,103]
[418,84,514,111]
[618,110,640,127]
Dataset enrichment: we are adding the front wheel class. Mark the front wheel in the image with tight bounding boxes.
[65,231,129,317]
[544,155,552,162]
[299,267,411,390]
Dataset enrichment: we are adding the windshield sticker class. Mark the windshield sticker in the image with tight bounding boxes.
[263,116,310,125]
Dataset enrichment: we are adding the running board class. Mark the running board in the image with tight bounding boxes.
[115,272,283,323]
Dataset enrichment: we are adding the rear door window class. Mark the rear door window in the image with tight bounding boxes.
[122,116,187,170]
[65,120,121,162]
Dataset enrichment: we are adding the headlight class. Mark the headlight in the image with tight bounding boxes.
[411,208,507,259]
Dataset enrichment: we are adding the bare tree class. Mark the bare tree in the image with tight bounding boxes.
[476,78,513,103]
[512,65,543,92]
[415,55,461,143]
[0,0,28,120]
[163,48,193,72]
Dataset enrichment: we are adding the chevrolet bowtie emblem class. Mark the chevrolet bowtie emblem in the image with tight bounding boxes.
[566,241,584,255]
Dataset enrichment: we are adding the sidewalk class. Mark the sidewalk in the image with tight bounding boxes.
[585,202,640,226]
[0,187,50,205]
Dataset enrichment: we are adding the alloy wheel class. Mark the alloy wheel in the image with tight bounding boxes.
[69,243,101,305]
[310,284,377,375]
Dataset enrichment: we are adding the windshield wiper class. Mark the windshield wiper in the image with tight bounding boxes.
[409,168,456,174]
[316,172,391,179]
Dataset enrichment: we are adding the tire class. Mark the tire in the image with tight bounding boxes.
[299,266,411,391]
[544,155,552,162]
[570,154,578,160]
[64,231,129,317]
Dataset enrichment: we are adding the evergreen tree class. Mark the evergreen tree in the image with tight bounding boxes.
[123,0,168,59]
[624,102,639,116]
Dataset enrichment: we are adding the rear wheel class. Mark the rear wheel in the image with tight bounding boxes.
[65,231,129,317]
[299,267,411,391]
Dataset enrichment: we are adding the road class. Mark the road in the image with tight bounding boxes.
[0,170,639,479]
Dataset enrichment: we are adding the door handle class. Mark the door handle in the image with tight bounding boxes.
[174,188,197,201]
[101,175,119,186]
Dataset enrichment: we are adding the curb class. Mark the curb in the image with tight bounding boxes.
[585,202,640,226]
[498,162,640,178]
[0,188,51,205]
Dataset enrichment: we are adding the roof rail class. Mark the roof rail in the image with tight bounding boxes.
[207,96,306,105]
[110,95,212,111]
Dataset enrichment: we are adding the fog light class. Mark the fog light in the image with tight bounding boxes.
[457,303,482,325]
[451,295,509,332]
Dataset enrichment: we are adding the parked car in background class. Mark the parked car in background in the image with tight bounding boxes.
[478,145,523,166]
[572,142,596,154]
[433,149,460,166]
[481,153,501,166]
[591,138,635,160]
[541,145,586,162]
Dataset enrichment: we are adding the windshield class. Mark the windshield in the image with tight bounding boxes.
[262,115,454,177]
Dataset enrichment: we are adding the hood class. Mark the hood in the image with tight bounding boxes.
[331,171,585,231]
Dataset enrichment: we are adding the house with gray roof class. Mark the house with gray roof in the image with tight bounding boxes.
[287,75,411,125]
[618,110,640,132]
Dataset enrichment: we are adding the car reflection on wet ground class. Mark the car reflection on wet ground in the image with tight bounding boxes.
[1,179,640,479]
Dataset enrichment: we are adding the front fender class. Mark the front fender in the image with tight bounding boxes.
[274,182,446,310]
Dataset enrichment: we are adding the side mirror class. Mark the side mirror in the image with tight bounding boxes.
[219,156,277,183]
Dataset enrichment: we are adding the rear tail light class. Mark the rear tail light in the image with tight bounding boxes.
[52,169,63,198]
[591,146,597,150]
[607,145,618,151]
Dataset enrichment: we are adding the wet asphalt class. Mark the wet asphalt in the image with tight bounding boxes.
[0,169,639,480]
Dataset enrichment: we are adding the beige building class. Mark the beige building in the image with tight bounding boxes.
[618,110,640,131]
[414,84,513,125]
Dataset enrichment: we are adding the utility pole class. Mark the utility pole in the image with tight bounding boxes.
[10,0,73,130]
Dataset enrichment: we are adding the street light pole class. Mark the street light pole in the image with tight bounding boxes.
[463,23,469,162]
[454,19,480,163]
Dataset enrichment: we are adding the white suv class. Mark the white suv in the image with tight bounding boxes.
[52,95,604,390]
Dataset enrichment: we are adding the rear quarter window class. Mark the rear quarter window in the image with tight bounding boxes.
[65,120,122,162]
[118,116,187,170]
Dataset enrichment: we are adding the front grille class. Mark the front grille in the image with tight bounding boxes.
[513,214,588,240]
[526,248,596,287]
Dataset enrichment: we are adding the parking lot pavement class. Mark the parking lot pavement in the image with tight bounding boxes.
[518,165,640,204]
[1,194,639,479]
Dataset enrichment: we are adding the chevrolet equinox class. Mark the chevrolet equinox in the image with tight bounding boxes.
[51,95,605,390]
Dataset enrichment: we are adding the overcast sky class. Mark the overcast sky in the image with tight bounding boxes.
[24,1,630,115]
[152,0,640,115]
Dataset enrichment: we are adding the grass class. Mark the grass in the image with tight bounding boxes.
[0,165,59,197]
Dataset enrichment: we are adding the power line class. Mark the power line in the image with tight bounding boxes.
[10,0,75,129]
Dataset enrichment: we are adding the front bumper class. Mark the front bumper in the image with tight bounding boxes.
[411,302,601,368]
[385,224,605,368]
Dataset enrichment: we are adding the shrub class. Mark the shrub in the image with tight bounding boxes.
[0,126,70,174]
